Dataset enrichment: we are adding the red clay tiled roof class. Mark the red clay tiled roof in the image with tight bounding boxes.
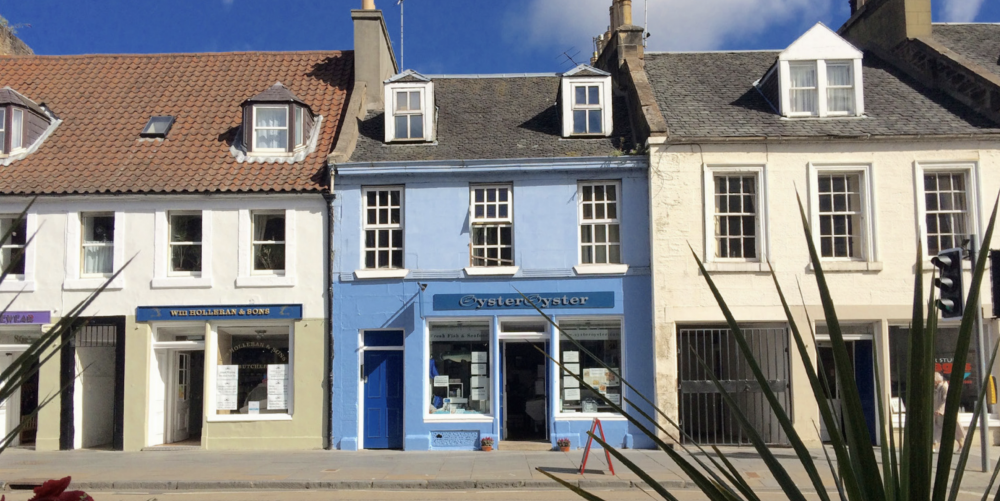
[0,51,353,195]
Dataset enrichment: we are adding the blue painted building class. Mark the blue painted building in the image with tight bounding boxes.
[329,65,654,451]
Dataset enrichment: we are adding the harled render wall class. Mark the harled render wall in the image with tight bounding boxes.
[648,139,1000,445]
[2,194,328,451]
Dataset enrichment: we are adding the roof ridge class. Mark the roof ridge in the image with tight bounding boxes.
[646,50,781,55]
[0,49,351,60]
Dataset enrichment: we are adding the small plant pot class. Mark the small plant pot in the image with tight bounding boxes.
[481,445,493,452]
[559,446,571,452]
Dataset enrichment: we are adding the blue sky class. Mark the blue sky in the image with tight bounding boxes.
[0,0,997,74]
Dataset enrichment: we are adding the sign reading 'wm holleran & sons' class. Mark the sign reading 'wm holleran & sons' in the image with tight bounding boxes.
[433,292,614,311]
[136,305,303,322]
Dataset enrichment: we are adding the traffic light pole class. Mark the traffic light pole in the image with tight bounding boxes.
[970,239,990,472]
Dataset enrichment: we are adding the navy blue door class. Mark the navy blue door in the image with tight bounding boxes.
[364,351,403,449]
[854,340,878,445]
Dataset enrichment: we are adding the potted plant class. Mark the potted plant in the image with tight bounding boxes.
[556,438,571,452]
[480,437,494,451]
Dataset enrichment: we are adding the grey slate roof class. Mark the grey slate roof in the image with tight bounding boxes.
[644,51,1000,140]
[347,76,634,163]
[0,86,48,118]
[245,82,307,105]
[932,24,1000,78]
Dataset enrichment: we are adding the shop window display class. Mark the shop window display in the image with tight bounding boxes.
[889,326,979,412]
[215,328,290,415]
[559,320,621,413]
[429,322,490,415]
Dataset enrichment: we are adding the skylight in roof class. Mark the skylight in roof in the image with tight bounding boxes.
[141,116,175,138]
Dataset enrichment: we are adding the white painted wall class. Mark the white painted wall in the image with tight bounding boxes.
[76,347,115,448]
[648,139,1000,444]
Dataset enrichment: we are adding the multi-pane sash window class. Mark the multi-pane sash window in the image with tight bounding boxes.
[11,109,22,150]
[0,216,26,275]
[572,85,603,134]
[254,106,288,151]
[81,213,114,276]
[713,175,758,259]
[826,62,854,114]
[579,182,621,264]
[924,172,969,255]
[789,63,818,115]
[169,213,202,274]
[818,174,863,258]
[364,187,403,269]
[394,90,424,140]
[470,185,513,267]
[252,212,285,273]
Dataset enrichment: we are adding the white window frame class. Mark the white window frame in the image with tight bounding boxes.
[384,82,435,143]
[251,105,289,154]
[703,165,769,268]
[358,186,407,278]
[553,316,628,420]
[64,210,124,290]
[152,209,213,289]
[915,162,981,260]
[787,62,819,116]
[467,184,517,274]
[779,59,864,118]
[824,61,855,116]
[423,317,495,423]
[293,106,305,148]
[204,321,295,422]
[571,84,604,135]
[575,180,628,275]
[560,77,613,138]
[79,212,116,278]
[0,109,5,153]
[0,210,36,292]
[808,164,879,267]
[10,109,23,151]
[237,208,296,288]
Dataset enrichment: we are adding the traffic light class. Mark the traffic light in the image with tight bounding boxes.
[932,248,964,319]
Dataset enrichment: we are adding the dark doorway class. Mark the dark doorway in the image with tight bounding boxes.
[188,352,204,441]
[18,360,38,445]
[818,340,877,445]
[502,341,547,441]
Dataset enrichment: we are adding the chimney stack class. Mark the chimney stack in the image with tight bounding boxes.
[0,21,32,56]
[352,1,398,111]
[840,0,930,50]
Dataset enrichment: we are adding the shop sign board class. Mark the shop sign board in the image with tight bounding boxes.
[136,304,303,322]
[433,292,614,311]
[0,311,50,325]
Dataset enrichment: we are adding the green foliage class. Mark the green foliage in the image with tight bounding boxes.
[535,190,1000,500]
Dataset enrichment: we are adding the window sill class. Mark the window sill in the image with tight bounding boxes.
[151,276,213,289]
[235,275,296,288]
[574,264,629,275]
[808,261,883,273]
[554,413,626,421]
[0,280,34,292]
[247,151,293,157]
[464,266,519,276]
[702,261,771,273]
[206,413,293,423]
[424,414,494,423]
[354,269,410,280]
[64,277,124,291]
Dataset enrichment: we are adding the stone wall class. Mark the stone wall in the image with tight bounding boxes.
[0,23,33,56]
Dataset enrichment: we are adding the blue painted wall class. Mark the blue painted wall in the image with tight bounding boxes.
[331,162,655,450]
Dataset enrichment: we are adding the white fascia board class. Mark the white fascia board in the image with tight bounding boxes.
[779,22,863,61]
[336,156,648,175]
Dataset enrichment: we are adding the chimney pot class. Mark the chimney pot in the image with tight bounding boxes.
[621,0,633,25]
[362,0,375,10]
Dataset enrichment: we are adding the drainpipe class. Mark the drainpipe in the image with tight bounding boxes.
[324,190,336,450]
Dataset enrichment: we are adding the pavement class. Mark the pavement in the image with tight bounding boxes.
[0,445,997,496]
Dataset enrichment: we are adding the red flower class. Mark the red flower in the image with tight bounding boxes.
[28,477,93,501]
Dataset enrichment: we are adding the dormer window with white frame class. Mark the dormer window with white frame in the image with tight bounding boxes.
[560,65,613,138]
[240,82,315,157]
[0,87,58,163]
[384,70,435,143]
[762,23,865,119]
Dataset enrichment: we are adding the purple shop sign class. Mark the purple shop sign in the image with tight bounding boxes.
[0,311,50,325]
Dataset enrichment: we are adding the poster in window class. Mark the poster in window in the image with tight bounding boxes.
[248,401,260,414]
[472,351,488,363]
[471,388,487,401]
[564,388,581,401]
[563,351,579,363]
[266,364,288,410]
[607,393,621,405]
[563,363,580,375]
[607,368,620,386]
[563,375,579,388]
[471,376,489,388]
[216,365,239,410]
[584,368,608,387]
[472,363,487,375]
[434,375,450,387]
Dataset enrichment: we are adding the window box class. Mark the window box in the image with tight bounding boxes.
[573,264,629,275]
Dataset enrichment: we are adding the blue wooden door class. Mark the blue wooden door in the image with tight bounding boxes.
[854,340,878,445]
[364,350,403,449]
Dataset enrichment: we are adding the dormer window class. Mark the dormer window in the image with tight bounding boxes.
[560,65,613,138]
[383,70,434,143]
[789,63,818,114]
[0,87,58,164]
[825,62,855,114]
[241,83,314,156]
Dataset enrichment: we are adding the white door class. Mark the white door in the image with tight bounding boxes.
[172,352,191,443]
[148,350,168,446]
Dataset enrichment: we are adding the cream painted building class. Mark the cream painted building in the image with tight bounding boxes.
[0,47,357,451]
[595,0,1000,445]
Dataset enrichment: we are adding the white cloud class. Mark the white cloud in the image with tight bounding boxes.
[515,0,832,52]
[941,0,984,22]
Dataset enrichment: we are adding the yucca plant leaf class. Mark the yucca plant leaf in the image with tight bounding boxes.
[691,348,810,501]
[691,244,830,501]
[871,344,898,501]
[587,432,681,501]
[932,196,999,501]
[712,445,763,501]
[948,337,1000,501]
[813,423,848,501]
[981,458,1000,501]
[535,469,607,501]
[794,193,883,501]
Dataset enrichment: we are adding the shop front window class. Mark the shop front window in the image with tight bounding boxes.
[559,319,621,414]
[215,326,291,415]
[889,326,978,412]
[429,322,490,415]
